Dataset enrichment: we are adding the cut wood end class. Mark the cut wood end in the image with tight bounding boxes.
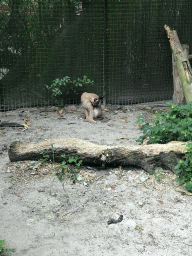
[164,24,171,35]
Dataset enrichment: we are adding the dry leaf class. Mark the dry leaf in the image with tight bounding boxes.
[66,109,75,113]
[104,109,110,112]
[58,109,63,115]
[121,119,128,123]
[106,185,115,189]
[16,193,20,197]
[158,200,163,204]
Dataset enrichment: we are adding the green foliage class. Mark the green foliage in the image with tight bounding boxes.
[0,240,15,256]
[56,154,82,182]
[137,102,192,144]
[151,168,163,182]
[46,75,94,101]
[136,102,192,192]
[1,0,77,69]
[175,142,192,186]
[40,150,50,163]
[186,181,192,193]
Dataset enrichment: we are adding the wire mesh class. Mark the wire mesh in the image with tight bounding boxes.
[0,0,192,111]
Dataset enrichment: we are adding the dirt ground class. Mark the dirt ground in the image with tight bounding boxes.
[1,102,192,256]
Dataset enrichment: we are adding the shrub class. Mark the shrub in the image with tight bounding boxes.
[46,75,94,104]
[137,101,192,144]
[136,102,192,192]
[175,142,192,186]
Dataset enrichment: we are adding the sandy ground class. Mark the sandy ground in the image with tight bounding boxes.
[1,102,192,256]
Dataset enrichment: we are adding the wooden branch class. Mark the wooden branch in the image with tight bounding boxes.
[0,122,25,128]
[164,25,192,102]
[8,138,187,173]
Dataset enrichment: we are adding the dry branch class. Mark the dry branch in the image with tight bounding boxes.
[8,138,186,173]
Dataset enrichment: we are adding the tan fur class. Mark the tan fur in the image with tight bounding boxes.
[81,92,102,123]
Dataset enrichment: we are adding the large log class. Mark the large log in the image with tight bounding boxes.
[8,139,186,173]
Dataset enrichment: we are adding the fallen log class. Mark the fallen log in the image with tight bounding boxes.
[8,139,187,173]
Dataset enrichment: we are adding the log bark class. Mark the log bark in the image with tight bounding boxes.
[8,138,187,173]
[164,25,192,102]
[172,44,187,104]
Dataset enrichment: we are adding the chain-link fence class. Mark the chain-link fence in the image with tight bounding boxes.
[1,0,192,110]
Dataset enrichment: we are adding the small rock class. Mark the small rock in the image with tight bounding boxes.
[77,175,83,181]
[140,175,148,182]
[6,167,11,173]
[138,201,144,207]
[26,219,35,226]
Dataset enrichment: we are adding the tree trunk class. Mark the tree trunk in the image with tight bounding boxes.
[165,25,192,102]
[8,139,186,173]
[172,44,188,104]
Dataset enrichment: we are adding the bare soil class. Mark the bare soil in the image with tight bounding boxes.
[1,102,192,256]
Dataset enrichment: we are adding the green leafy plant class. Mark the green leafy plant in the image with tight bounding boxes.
[68,156,83,181]
[175,142,192,187]
[40,144,54,163]
[151,168,163,182]
[136,102,192,192]
[186,181,192,192]
[137,101,192,144]
[40,150,50,163]
[56,154,82,182]
[0,240,15,256]
[54,154,82,202]
[46,75,94,101]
